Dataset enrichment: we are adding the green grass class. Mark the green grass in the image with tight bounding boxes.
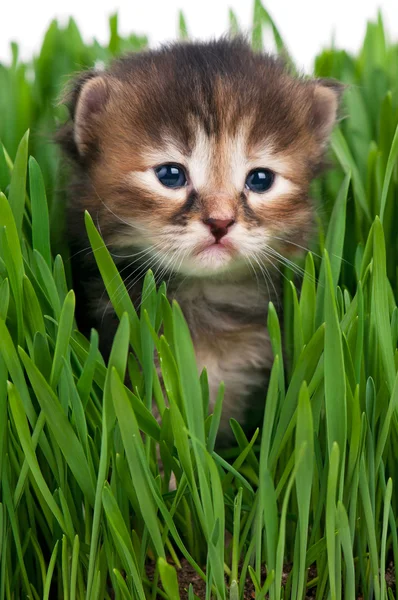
[1,2,398,598]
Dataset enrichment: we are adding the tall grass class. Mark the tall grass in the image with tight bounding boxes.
[1,2,398,598]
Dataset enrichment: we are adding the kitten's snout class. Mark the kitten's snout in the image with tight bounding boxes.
[203,217,235,242]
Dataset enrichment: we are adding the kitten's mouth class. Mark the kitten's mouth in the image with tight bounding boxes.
[195,238,235,255]
[176,238,246,276]
[192,238,237,270]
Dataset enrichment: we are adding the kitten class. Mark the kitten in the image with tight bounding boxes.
[58,38,341,438]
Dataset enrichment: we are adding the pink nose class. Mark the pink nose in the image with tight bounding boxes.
[203,218,235,242]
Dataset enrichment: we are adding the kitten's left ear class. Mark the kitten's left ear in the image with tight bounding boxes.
[56,70,111,160]
[310,79,345,144]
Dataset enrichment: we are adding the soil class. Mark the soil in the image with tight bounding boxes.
[147,559,396,599]
[170,560,315,599]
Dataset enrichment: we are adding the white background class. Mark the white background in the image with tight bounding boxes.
[1,0,398,72]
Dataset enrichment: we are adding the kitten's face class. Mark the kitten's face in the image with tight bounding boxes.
[95,123,311,277]
[62,40,341,278]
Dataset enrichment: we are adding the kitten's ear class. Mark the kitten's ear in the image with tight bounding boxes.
[311,79,345,144]
[73,76,110,155]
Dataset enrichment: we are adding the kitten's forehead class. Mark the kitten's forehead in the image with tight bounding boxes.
[108,39,310,155]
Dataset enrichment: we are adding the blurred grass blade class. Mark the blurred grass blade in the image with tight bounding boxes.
[8,130,29,237]
[29,156,51,267]
[324,250,347,455]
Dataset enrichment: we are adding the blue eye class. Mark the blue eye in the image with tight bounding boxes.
[245,169,275,193]
[155,164,187,188]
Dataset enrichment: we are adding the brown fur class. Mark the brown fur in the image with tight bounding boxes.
[57,37,342,438]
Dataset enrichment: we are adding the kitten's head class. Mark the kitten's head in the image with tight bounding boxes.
[59,38,342,277]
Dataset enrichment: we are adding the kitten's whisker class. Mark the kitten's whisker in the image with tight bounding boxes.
[122,248,167,298]
[67,245,96,262]
[264,250,318,288]
[170,246,191,288]
[257,249,300,289]
[264,245,307,274]
[270,234,352,268]
[135,246,184,314]
[99,244,169,323]
[259,248,323,291]
[269,235,318,258]
[68,239,164,263]
[161,252,180,293]
[157,245,186,292]
[110,243,172,302]
[109,241,166,260]
[98,244,165,310]
[244,253,261,295]
[106,239,170,296]
[261,246,312,282]
[250,252,280,306]
[129,245,175,297]
[90,182,149,234]
[96,211,103,239]
[172,253,195,297]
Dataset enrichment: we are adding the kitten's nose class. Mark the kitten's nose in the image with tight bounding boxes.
[203,218,235,242]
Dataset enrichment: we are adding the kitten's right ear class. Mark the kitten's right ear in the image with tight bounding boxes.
[310,79,345,145]
[73,76,110,156]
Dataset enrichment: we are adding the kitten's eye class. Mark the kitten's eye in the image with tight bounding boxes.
[155,164,187,188]
[245,169,275,193]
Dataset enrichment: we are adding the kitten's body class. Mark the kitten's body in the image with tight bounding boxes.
[175,277,275,433]
[59,38,341,437]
